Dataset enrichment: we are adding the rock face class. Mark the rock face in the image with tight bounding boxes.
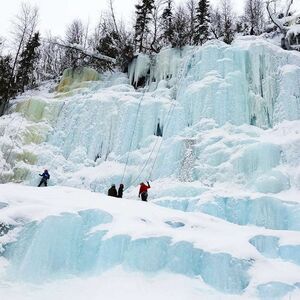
[56,67,100,93]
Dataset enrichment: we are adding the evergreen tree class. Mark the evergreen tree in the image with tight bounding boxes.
[162,0,174,46]
[134,0,155,52]
[16,32,41,92]
[223,17,235,44]
[0,56,15,115]
[194,0,210,45]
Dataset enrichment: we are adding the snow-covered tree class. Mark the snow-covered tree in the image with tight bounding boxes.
[38,35,66,80]
[194,0,210,45]
[210,8,223,39]
[186,0,197,45]
[221,0,235,44]
[62,19,86,68]
[244,0,265,35]
[172,6,190,48]
[91,13,134,72]
[266,0,300,50]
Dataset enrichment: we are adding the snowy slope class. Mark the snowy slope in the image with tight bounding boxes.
[0,184,300,299]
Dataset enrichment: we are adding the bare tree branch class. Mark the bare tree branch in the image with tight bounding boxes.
[50,40,117,64]
[285,0,294,17]
[108,0,120,36]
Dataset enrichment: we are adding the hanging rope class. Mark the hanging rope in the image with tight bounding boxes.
[148,102,176,180]
[121,89,147,183]
[127,101,176,188]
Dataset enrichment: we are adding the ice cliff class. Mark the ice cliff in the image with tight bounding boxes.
[0,38,300,299]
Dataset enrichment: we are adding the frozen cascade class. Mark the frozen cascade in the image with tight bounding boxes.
[129,39,300,128]
[0,39,299,195]
[0,38,300,299]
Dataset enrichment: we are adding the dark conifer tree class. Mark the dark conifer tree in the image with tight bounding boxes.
[194,0,210,45]
[221,0,235,44]
[0,56,15,115]
[223,17,234,44]
[16,32,41,92]
[134,0,155,52]
[162,0,174,46]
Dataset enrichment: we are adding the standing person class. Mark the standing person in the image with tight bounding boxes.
[108,184,118,197]
[38,169,50,187]
[139,181,151,202]
[118,184,124,198]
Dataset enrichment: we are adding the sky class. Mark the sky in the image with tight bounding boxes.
[0,0,245,39]
[0,0,299,39]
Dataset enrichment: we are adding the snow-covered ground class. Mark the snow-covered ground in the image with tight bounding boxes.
[0,184,300,299]
[0,38,300,299]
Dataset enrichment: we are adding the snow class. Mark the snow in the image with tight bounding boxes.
[0,268,242,300]
[0,184,300,299]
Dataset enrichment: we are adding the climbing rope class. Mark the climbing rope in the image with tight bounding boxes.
[148,102,176,180]
[127,101,176,188]
[121,88,147,183]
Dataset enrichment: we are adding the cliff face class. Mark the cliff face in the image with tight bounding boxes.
[0,39,299,196]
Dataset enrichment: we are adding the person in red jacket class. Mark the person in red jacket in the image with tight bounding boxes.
[139,181,151,202]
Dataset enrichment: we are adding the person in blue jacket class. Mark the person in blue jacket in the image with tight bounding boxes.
[38,169,50,187]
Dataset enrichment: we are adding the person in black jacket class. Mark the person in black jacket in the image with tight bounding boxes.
[118,184,124,198]
[108,184,118,197]
[38,170,50,187]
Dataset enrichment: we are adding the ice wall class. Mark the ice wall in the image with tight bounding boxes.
[0,38,299,196]
[3,209,251,294]
[129,39,300,128]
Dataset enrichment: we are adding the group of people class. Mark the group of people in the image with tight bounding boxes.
[37,169,151,202]
[108,181,151,201]
[108,184,124,198]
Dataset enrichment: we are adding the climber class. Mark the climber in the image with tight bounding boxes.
[118,184,124,198]
[139,181,151,202]
[108,184,118,197]
[38,169,50,187]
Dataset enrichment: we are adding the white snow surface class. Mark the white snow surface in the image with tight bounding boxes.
[0,184,300,299]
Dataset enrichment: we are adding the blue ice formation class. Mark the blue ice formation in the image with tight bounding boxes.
[156,196,300,231]
[257,282,295,300]
[250,235,300,265]
[199,196,300,230]
[2,209,251,294]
